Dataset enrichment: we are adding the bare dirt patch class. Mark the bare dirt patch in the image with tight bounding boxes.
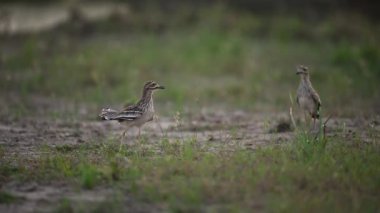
[0,97,379,212]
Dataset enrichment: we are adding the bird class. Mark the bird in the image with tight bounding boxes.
[99,81,165,145]
[296,65,321,130]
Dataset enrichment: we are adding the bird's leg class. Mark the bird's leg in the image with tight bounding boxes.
[138,127,141,139]
[118,130,126,142]
[307,117,315,134]
[303,112,308,131]
[154,115,164,136]
[119,130,128,151]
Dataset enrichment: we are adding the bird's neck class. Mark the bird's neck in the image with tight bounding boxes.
[141,89,153,101]
[301,75,311,85]
[140,89,154,112]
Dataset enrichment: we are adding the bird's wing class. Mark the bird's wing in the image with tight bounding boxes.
[124,103,139,110]
[310,88,321,109]
[114,111,142,121]
[114,104,143,121]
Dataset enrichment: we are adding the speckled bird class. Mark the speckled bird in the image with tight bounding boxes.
[99,81,164,141]
[296,65,321,129]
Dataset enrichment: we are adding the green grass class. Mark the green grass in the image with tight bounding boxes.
[1,134,379,212]
[54,195,123,213]
[54,198,74,213]
[1,9,379,116]
[0,191,18,204]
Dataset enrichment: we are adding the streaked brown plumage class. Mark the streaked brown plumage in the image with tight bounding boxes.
[296,65,321,128]
[99,81,164,142]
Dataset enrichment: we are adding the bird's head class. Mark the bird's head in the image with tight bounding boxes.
[143,81,165,91]
[296,65,309,76]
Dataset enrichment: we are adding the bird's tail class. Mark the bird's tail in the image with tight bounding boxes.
[99,108,119,120]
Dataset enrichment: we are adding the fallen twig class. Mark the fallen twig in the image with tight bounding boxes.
[289,92,298,131]
[314,114,332,140]
[289,107,298,130]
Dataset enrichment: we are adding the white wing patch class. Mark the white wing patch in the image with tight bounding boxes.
[114,110,143,121]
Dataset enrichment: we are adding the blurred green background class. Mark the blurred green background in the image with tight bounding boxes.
[0,0,379,116]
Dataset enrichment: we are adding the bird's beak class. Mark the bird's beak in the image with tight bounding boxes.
[156,85,165,89]
[296,71,302,75]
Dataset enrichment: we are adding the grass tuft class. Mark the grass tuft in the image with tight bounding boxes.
[79,163,100,189]
[0,191,18,204]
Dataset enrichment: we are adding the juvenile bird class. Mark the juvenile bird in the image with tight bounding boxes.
[99,81,165,142]
[296,65,321,129]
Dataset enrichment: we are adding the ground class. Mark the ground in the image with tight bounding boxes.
[1,96,379,212]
